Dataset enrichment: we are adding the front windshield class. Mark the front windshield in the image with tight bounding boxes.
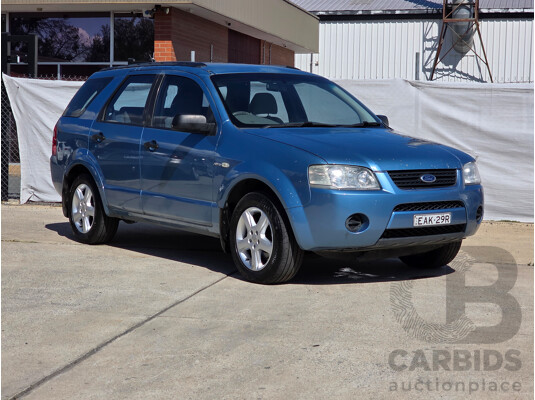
[211,73,379,128]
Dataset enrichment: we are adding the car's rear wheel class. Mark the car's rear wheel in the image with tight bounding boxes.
[229,192,303,284]
[399,241,462,269]
[68,174,118,244]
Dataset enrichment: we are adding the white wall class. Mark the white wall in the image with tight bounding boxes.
[296,18,533,83]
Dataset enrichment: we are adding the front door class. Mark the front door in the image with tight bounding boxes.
[140,74,219,226]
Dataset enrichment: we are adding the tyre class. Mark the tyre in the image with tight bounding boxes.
[229,192,304,284]
[399,241,462,269]
[68,174,119,244]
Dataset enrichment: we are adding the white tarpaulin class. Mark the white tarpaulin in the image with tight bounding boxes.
[3,74,82,203]
[3,74,533,221]
[338,79,534,222]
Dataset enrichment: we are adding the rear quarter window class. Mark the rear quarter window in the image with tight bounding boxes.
[63,77,113,118]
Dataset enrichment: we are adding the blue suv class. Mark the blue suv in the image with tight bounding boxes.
[51,62,483,284]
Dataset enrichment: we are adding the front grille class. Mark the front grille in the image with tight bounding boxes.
[388,169,457,189]
[393,201,464,212]
[381,224,466,239]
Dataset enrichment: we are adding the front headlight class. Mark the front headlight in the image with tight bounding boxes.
[463,162,481,185]
[308,165,381,190]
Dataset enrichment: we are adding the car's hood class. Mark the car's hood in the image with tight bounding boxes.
[245,127,471,171]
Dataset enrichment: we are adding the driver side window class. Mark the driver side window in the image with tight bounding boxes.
[152,75,215,131]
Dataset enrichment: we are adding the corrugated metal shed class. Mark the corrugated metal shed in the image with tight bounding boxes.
[295,18,533,82]
[291,0,534,13]
[292,0,533,83]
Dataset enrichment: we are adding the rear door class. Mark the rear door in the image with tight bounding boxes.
[140,73,219,226]
[89,74,157,214]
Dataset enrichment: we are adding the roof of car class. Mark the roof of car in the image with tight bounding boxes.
[100,62,309,77]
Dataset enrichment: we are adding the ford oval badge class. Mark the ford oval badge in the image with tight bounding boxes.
[420,174,437,183]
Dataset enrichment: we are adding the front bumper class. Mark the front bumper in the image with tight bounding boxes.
[286,171,483,251]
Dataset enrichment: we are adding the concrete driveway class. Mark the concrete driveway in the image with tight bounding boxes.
[2,203,533,399]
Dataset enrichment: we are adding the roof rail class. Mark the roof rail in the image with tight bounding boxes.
[101,61,207,71]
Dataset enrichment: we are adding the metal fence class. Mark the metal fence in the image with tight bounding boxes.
[1,74,86,201]
[1,80,19,201]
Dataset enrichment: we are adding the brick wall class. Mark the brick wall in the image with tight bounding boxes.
[270,44,294,67]
[154,8,228,62]
[153,7,295,66]
[260,40,295,67]
[154,10,175,62]
[228,30,260,64]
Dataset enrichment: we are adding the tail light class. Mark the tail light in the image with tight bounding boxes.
[52,123,58,157]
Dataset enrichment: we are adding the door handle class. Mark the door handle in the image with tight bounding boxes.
[144,140,159,152]
[91,132,105,143]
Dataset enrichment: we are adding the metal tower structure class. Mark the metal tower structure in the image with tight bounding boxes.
[430,0,493,82]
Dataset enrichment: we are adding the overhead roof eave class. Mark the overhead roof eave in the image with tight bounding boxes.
[2,0,320,53]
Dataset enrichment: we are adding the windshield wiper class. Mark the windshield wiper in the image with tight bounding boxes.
[343,121,382,127]
[264,122,337,128]
[263,121,382,129]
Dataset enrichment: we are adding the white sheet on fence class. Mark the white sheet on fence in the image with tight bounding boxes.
[337,79,534,222]
[3,74,533,221]
[3,74,82,203]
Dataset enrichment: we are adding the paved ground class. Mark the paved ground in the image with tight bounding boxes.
[7,174,20,201]
[8,165,21,200]
[2,203,533,399]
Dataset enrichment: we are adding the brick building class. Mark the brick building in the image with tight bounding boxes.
[1,0,318,77]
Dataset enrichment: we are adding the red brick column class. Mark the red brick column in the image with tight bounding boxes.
[154,9,176,62]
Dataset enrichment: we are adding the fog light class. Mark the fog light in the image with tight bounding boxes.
[476,206,483,223]
[345,214,369,233]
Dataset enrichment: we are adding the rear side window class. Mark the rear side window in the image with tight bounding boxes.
[103,75,155,126]
[63,77,112,118]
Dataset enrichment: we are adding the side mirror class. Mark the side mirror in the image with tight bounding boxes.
[173,114,216,135]
[377,115,389,127]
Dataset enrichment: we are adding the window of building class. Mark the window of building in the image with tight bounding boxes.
[9,13,111,62]
[7,12,154,78]
[113,14,154,62]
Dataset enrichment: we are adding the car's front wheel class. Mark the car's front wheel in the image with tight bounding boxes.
[68,174,119,244]
[229,192,304,284]
[399,241,462,269]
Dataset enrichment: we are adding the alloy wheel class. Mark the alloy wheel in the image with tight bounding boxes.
[235,207,274,271]
[71,183,95,234]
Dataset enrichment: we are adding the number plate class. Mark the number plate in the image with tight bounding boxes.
[413,212,451,227]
